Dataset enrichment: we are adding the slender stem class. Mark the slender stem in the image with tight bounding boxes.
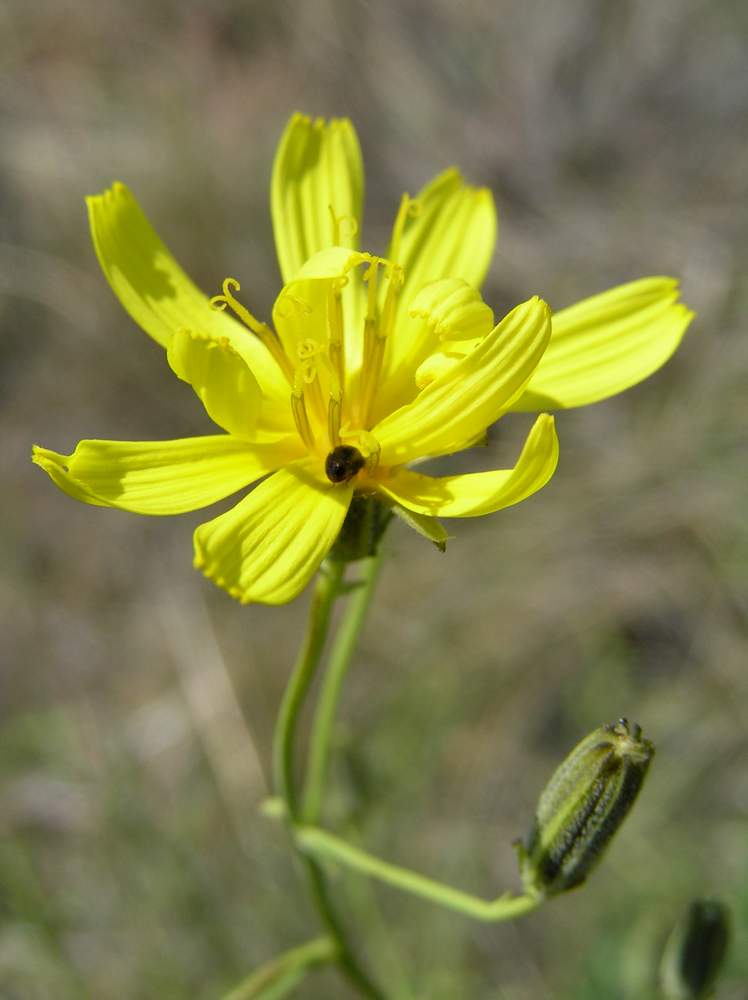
[300,856,384,999]
[303,552,385,822]
[272,560,345,817]
[295,826,545,923]
[270,559,384,999]
[223,937,337,1000]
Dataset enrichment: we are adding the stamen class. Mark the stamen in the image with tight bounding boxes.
[364,259,379,323]
[296,340,327,429]
[327,392,342,449]
[389,194,421,265]
[290,376,316,453]
[328,205,359,245]
[210,278,263,333]
[210,277,293,381]
[357,261,403,428]
[326,283,346,392]
[380,263,404,341]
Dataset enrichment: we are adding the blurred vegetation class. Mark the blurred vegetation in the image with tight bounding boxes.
[2,0,747,996]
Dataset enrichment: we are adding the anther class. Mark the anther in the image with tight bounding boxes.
[327,285,346,389]
[291,374,316,453]
[327,394,342,449]
[358,259,402,428]
[325,445,366,484]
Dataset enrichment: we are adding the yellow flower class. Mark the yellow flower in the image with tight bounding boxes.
[33,113,693,605]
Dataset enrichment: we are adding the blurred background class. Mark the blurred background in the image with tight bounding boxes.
[2,0,747,997]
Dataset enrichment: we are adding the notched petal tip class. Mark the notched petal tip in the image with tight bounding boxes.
[32,442,106,507]
[287,111,355,132]
[32,443,75,478]
[272,112,364,284]
[32,443,67,467]
[85,179,132,213]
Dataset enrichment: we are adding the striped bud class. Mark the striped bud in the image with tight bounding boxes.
[518,718,654,896]
[660,899,730,1000]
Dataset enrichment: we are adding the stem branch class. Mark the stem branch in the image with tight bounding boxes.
[222,936,336,1000]
[295,826,544,923]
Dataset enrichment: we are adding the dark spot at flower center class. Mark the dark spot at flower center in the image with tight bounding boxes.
[325,445,366,484]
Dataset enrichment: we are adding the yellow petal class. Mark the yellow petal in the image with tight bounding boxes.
[373,278,494,420]
[376,414,558,517]
[193,464,353,605]
[31,436,302,515]
[271,114,364,284]
[374,297,551,466]
[512,277,694,411]
[167,329,262,439]
[414,338,482,390]
[389,168,497,291]
[87,183,287,405]
[409,278,495,342]
[384,171,497,416]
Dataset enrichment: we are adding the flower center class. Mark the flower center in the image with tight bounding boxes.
[211,254,403,480]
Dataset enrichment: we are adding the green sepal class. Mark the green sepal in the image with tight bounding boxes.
[328,496,393,563]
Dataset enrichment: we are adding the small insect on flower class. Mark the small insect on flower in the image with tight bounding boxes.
[518,718,654,897]
[325,445,366,484]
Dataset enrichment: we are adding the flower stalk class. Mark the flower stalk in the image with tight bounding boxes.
[271,556,384,999]
[271,559,346,816]
[303,548,385,823]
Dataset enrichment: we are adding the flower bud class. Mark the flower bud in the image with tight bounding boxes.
[659,899,730,1000]
[518,718,654,896]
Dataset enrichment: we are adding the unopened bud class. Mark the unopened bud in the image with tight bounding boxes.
[660,899,730,1000]
[518,718,654,896]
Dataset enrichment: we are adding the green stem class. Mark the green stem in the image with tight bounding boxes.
[223,937,337,1000]
[303,552,384,822]
[301,857,384,999]
[295,826,545,923]
[271,559,384,1000]
[271,560,345,817]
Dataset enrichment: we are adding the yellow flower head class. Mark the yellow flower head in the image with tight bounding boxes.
[33,113,693,605]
